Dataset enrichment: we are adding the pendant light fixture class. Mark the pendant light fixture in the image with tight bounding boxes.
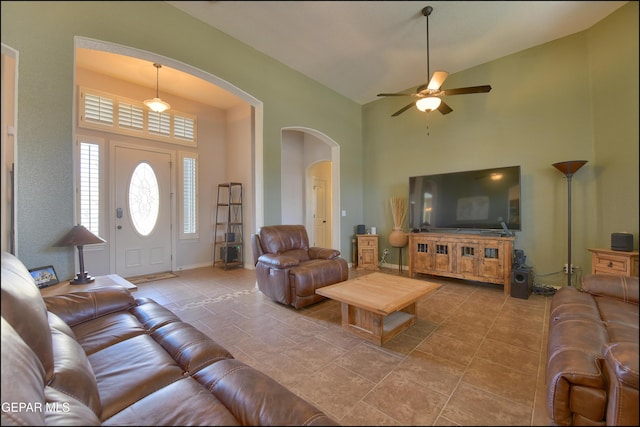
[144,63,171,113]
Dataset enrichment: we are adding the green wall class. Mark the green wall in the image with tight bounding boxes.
[2,1,637,285]
[1,1,363,275]
[589,2,639,247]
[363,2,638,282]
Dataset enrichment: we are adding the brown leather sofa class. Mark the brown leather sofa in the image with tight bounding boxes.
[546,274,639,426]
[251,225,348,309]
[1,251,338,426]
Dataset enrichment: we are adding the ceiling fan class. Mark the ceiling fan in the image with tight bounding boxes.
[377,6,492,117]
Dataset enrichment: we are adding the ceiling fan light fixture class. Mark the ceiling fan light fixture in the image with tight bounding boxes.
[144,63,171,113]
[416,96,441,112]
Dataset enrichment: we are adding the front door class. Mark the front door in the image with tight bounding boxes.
[114,146,172,277]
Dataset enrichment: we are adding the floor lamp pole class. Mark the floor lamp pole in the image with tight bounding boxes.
[566,173,573,288]
[553,160,587,288]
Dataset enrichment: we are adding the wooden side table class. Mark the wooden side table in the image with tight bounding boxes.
[40,274,137,297]
[587,248,639,277]
[356,234,379,270]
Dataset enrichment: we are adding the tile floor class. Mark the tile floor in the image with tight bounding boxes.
[132,266,555,426]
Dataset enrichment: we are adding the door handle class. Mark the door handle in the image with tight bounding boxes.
[116,207,123,218]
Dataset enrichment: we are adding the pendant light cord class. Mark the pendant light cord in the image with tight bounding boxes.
[155,63,160,98]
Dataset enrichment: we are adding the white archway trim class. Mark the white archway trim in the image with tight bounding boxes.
[281,126,341,251]
[74,36,264,236]
[74,37,265,237]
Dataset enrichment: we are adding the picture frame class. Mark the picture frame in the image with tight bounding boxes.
[29,265,59,289]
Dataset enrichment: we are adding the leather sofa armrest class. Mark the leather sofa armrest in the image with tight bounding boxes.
[603,342,639,426]
[604,342,639,389]
[308,247,341,260]
[257,253,300,269]
[44,286,136,327]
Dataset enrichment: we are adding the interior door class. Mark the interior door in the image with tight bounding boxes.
[114,146,172,277]
[312,177,328,247]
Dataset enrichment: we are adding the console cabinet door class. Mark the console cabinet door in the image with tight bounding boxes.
[479,240,505,280]
[413,239,434,272]
[456,241,480,276]
[433,240,454,273]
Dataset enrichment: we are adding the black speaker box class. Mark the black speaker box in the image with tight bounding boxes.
[220,246,238,262]
[356,224,365,235]
[511,267,533,300]
[611,233,633,252]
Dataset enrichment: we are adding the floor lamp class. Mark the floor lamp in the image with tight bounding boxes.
[552,160,587,287]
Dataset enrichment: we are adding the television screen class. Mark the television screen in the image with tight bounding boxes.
[409,165,521,232]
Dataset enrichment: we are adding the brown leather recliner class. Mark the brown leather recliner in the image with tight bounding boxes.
[251,225,349,309]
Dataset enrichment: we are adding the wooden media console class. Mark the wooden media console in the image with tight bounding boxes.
[408,232,515,295]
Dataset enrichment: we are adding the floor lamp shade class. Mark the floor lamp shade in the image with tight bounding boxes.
[54,225,106,284]
[552,160,587,287]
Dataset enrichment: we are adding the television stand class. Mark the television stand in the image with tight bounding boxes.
[408,232,515,295]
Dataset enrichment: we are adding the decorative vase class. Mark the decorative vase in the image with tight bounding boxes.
[389,227,408,248]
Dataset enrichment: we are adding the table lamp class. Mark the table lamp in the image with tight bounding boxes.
[54,224,106,284]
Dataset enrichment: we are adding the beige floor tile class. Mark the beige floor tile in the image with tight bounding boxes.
[136,266,553,426]
[441,381,533,426]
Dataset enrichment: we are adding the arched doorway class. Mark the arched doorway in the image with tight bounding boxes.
[281,128,341,250]
[74,37,264,272]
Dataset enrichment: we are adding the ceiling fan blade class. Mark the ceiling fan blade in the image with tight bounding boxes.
[437,100,453,115]
[391,102,416,117]
[440,85,492,96]
[377,92,416,97]
[427,71,449,91]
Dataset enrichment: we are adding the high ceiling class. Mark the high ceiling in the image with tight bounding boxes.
[167,1,627,105]
[77,1,627,109]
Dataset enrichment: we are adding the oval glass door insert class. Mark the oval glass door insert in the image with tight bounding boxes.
[128,162,160,236]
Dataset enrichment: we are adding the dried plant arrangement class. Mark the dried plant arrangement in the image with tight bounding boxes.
[390,196,408,229]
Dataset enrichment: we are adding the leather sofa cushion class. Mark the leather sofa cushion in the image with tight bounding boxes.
[594,296,639,342]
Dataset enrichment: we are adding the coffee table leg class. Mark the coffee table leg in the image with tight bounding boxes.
[340,302,418,346]
[341,303,384,345]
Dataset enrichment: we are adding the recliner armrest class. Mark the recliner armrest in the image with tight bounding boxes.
[308,247,341,260]
[257,253,300,268]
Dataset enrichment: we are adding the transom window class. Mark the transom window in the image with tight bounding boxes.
[79,87,197,147]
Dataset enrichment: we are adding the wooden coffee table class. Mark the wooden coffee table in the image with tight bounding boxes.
[316,272,440,345]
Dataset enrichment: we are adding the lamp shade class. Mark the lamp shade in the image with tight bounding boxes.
[54,225,105,247]
[143,97,171,113]
[416,97,441,112]
[552,160,587,176]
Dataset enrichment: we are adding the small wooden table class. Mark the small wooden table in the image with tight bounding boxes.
[316,272,440,345]
[40,274,137,297]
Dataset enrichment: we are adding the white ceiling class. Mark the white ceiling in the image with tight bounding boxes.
[167,1,626,105]
[77,1,627,109]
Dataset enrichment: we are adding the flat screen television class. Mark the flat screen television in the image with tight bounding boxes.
[408,165,521,233]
